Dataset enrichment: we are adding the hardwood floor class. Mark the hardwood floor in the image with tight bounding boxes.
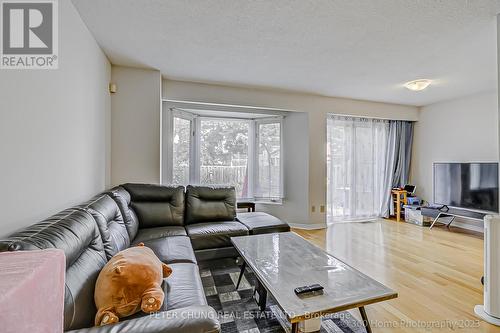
[292,219,500,332]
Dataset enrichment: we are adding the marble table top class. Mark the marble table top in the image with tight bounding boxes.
[231,232,397,323]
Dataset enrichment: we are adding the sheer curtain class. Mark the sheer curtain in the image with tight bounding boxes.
[327,115,389,222]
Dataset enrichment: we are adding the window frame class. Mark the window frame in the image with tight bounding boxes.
[169,109,197,184]
[197,116,253,200]
[164,108,284,203]
[254,117,284,202]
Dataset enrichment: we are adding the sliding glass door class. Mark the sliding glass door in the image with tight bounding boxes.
[327,115,389,222]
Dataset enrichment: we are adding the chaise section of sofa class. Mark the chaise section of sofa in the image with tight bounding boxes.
[184,185,249,261]
[236,212,290,235]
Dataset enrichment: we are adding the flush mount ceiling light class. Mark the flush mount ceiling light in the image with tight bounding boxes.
[404,79,432,91]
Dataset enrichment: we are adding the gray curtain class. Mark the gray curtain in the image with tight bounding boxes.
[381,121,414,217]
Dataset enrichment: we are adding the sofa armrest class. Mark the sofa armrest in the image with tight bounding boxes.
[66,305,220,333]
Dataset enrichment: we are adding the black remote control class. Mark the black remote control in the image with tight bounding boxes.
[294,284,324,295]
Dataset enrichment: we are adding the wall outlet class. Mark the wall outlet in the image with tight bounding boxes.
[109,83,117,93]
[311,205,316,213]
[320,205,325,213]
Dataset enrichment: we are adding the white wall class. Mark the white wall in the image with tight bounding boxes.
[0,1,111,237]
[256,112,310,225]
[111,66,162,185]
[411,91,499,231]
[163,79,419,228]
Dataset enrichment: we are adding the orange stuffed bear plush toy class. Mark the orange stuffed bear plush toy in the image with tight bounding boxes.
[94,243,172,326]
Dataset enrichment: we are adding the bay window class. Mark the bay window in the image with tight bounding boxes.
[164,108,283,202]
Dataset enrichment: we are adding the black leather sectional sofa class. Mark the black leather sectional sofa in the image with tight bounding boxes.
[0,183,290,333]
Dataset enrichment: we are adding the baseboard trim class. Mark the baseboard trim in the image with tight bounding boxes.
[289,222,326,230]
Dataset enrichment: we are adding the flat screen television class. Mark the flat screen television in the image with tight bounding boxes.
[434,162,499,213]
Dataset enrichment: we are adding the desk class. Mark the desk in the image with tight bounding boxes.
[391,189,408,222]
[237,201,255,212]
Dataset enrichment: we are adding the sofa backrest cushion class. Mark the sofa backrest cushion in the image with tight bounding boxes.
[80,194,129,260]
[122,183,185,228]
[0,208,107,331]
[185,185,236,224]
[106,186,139,239]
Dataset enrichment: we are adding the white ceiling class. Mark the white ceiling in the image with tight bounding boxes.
[73,0,500,106]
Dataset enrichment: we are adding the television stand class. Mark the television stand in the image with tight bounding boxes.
[422,206,486,230]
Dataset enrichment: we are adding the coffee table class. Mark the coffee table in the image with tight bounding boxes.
[231,232,397,333]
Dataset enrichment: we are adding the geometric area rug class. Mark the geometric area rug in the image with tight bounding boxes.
[199,259,366,333]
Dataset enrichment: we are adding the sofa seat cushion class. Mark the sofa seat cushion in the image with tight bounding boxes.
[66,305,220,333]
[133,226,187,243]
[236,212,290,235]
[186,222,249,250]
[194,247,239,261]
[163,263,207,310]
[133,236,197,265]
[119,262,206,321]
[94,245,172,326]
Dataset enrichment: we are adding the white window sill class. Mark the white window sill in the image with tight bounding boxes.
[237,198,284,205]
[255,200,283,205]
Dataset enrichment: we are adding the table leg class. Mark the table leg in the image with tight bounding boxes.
[446,216,456,228]
[429,212,443,230]
[359,306,372,333]
[236,261,246,289]
[254,279,267,311]
[291,322,299,333]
